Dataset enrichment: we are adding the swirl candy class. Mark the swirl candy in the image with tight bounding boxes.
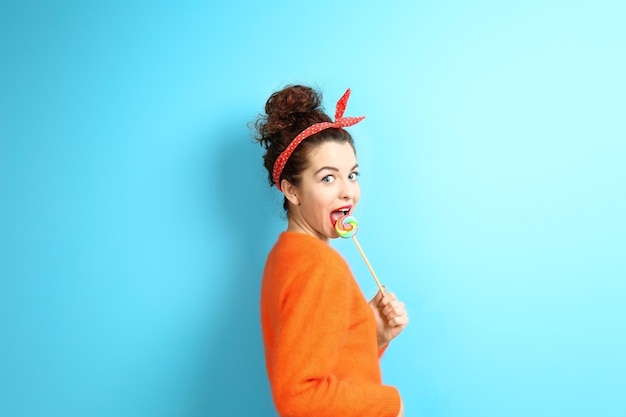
[335,215,359,238]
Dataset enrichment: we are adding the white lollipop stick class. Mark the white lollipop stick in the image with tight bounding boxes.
[335,215,386,295]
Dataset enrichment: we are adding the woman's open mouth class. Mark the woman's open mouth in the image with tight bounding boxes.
[330,206,352,226]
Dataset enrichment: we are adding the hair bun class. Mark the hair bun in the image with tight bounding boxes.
[264,85,326,135]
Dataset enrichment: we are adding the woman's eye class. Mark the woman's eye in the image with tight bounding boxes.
[348,172,360,181]
[322,175,335,184]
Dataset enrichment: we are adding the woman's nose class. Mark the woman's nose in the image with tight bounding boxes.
[340,180,356,199]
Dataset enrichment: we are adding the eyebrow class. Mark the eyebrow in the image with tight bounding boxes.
[314,164,359,176]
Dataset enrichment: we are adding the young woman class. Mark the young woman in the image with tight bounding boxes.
[254,84,408,417]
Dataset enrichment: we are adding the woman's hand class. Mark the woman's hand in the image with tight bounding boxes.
[369,289,409,349]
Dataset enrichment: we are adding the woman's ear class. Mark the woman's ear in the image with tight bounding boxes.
[281,180,300,206]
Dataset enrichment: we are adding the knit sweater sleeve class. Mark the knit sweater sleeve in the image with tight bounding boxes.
[263,237,400,417]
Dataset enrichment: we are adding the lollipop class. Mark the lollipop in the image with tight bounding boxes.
[335,215,385,295]
[335,215,358,238]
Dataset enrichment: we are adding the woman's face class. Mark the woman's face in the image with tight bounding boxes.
[285,141,361,241]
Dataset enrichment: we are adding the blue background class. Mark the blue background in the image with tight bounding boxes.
[1,1,625,416]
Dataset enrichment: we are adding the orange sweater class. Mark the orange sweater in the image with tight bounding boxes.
[261,232,400,417]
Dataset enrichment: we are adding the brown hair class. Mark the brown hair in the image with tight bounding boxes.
[254,85,356,212]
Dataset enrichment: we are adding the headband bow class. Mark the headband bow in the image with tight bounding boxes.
[272,88,365,190]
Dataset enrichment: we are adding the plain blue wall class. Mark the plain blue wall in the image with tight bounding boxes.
[1,1,625,416]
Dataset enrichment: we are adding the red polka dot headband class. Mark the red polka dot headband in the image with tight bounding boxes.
[272,88,366,190]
